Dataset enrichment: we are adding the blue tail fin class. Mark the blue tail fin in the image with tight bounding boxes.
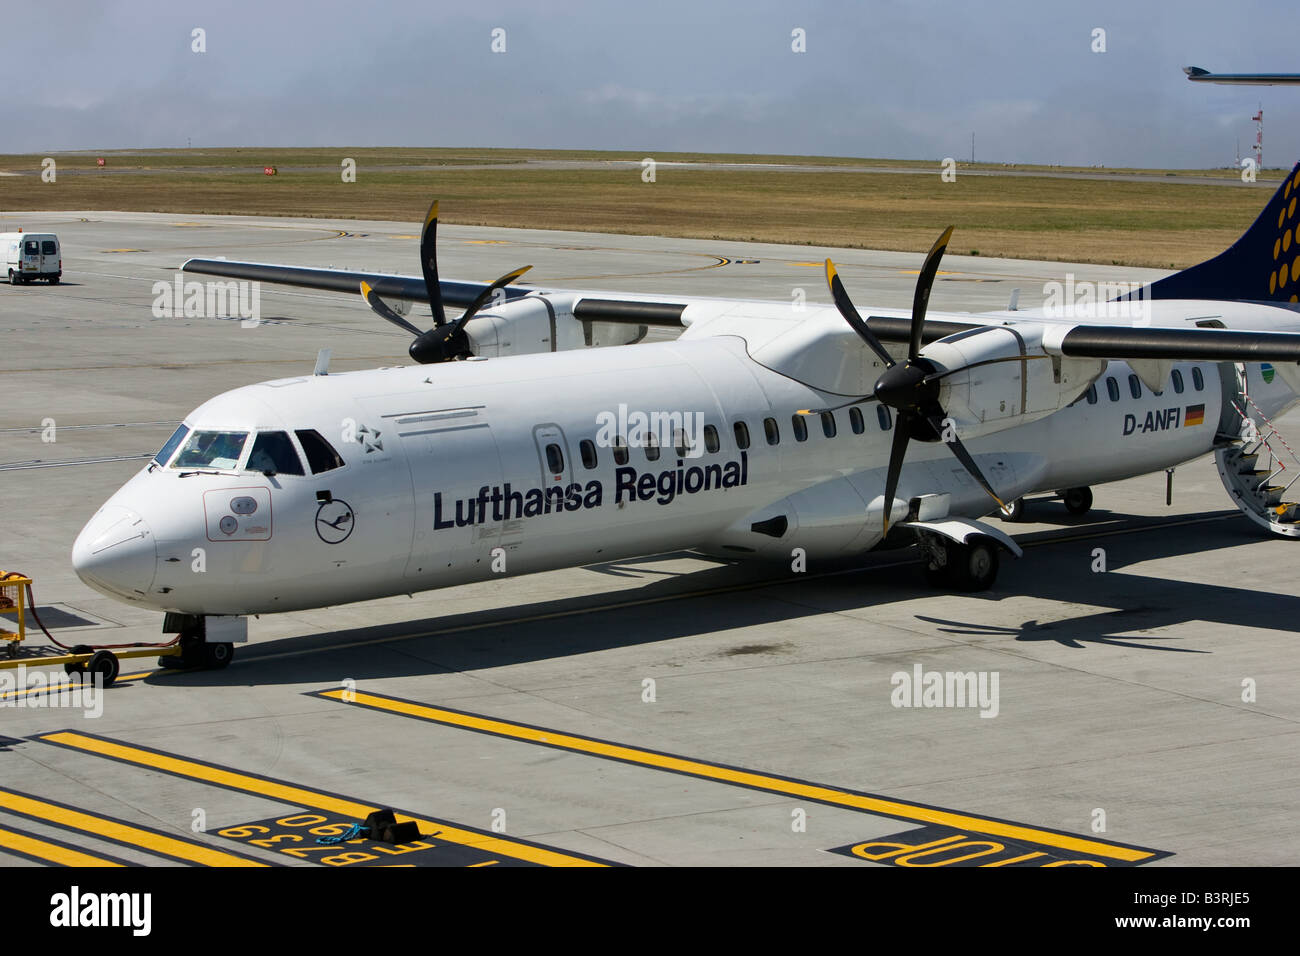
[1138,161,1300,303]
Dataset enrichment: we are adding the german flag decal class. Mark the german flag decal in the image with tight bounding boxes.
[1185,404,1206,427]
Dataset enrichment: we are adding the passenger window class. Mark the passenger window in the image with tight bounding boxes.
[1085,384,1098,405]
[545,443,565,473]
[1192,367,1205,391]
[24,240,37,255]
[1106,377,1120,402]
[613,438,629,466]
[1129,374,1142,399]
[704,424,720,454]
[792,414,808,442]
[877,405,892,430]
[41,240,57,255]
[645,434,660,462]
[764,417,780,445]
[733,421,751,450]
[821,411,837,438]
[1172,369,1184,394]
[246,431,304,475]
[296,430,346,474]
[579,439,598,470]
[849,407,864,434]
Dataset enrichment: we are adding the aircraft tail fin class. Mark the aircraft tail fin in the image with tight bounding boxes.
[1133,161,1300,304]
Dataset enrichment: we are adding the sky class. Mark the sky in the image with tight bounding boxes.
[3,0,1298,169]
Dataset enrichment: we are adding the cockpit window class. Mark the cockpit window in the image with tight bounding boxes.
[246,431,304,475]
[154,425,189,467]
[295,429,345,474]
[171,430,249,470]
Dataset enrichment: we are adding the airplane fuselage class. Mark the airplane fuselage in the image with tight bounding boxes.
[72,310,1300,616]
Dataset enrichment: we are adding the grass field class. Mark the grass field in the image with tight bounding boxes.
[0,147,1285,268]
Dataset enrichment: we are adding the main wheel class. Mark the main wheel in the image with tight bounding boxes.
[998,498,1025,522]
[949,540,1000,592]
[1063,486,1094,516]
[49,275,60,284]
[86,650,120,687]
[8,270,17,286]
[202,642,234,669]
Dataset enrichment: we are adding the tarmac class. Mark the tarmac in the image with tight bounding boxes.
[0,209,1296,867]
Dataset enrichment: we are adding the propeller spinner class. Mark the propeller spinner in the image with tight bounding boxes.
[814,228,1005,534]
[360,200,531,364]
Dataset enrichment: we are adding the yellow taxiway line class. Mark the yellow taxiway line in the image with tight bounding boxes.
[0,825,126,867]
[37,731,606,867]
[0,788,267,866]
[317,689,1158,864]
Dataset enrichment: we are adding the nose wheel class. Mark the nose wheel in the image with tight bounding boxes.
[159,627,235,670]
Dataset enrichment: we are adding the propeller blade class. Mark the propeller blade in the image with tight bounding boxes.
[420,200,448,328]
[408,264,533,364]
[826,259,896,369]
[447,264,532,337]
[908,226,954,361]
[881,411,913,536]
[923,411,1005,510]
[360,281,425,337]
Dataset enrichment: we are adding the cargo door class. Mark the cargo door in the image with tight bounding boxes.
[402,411,502,578]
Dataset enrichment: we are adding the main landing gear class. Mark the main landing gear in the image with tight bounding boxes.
[920,535,1000,592]
[996,487,1094,523]
[1061,486,1093,516]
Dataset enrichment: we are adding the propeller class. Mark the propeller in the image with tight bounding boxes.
[360,199,531,364]
[813,227,1005,535]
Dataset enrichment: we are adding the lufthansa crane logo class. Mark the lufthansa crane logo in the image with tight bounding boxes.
[315,498,355,544]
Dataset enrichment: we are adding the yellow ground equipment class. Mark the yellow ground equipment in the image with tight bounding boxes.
[0,571,31,657]
[0,570,181,686]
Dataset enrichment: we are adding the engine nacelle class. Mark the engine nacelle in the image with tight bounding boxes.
[921,326,1103,439]
[465,294,648,359]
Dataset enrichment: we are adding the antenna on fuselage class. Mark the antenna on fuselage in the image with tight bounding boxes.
[313,348,332,376]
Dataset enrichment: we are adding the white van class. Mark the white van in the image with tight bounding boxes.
[2,232,61,284]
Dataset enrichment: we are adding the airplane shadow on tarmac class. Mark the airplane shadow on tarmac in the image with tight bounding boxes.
[148,508,1300,687]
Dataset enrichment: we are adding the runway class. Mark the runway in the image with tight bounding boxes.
[0,210,1296,866]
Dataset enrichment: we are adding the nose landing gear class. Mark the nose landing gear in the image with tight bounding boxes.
[159,614,239,670]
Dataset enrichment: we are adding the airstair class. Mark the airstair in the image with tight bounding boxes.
[1214,393,1300,538]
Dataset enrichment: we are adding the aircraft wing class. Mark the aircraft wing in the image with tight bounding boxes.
[181,258,690,327]
[1184,65,1300,85]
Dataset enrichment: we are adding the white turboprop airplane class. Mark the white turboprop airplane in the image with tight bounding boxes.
[72,164,1300,669]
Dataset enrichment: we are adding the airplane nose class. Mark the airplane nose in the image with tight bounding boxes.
[72,505,157,601]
